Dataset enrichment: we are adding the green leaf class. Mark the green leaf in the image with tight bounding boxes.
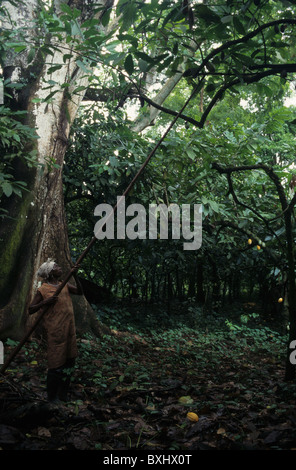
[47,64,63,74]
[44,89,59,102]
[118,2,137,30]
[233,17,246,35]
[27,48,36,64]
[117,33,138,48]
[101,9,111,27]
[209,200,220,213]
[12,187,22,197]
[138,59,148,72]
[2,182,13,197]
[134,51,155,64]
[186,148,196,160]
[195,4,221,23]
[59,3,74,16]
[76,59,91,73]
[11,44,27,53]
[71,21,81,36]
[124,54,134,75]
[178,396,194,405]
[221,15,233,24]
[72,85,87,94]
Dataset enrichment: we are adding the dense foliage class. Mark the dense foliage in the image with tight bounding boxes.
[0,0,295,334]
[64,90,296,315]
[1,0,296,451]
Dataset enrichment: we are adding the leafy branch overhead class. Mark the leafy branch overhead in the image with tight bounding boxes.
[90,6,296,129]
[2,0,295,130]
[86,10,296,129]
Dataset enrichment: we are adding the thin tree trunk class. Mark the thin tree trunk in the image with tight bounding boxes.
[132,41,198,133]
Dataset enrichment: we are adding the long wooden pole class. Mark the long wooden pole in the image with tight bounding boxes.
[0,81,202,375]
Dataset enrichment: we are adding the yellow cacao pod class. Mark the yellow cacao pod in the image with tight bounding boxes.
[186,412,199,422]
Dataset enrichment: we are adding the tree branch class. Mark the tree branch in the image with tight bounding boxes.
[211,161,292,213]
[188,18,296,78]
[83,86,137,105]
[76,18,296,132]
[134,89,205,128]
[199,66,296,128]
[211,162,295,248]
[132,63,296,130]
[212,162,278,231]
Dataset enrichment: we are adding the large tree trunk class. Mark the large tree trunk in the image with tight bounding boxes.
[0,0,112,340]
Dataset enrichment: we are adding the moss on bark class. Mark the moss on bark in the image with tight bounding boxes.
[0,192,34,303]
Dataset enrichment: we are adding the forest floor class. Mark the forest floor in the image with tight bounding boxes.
[1,301,296,453]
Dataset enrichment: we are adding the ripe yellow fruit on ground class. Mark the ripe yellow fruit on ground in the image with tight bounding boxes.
[278,298,283,303]
[257,245,261,250]
[217,427,226,435]
[186,412,199,422]
[248,239,252,245]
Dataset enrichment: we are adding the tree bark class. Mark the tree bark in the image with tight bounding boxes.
[131,41,198,133]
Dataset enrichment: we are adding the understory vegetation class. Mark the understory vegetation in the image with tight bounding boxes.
[1,304,295,451]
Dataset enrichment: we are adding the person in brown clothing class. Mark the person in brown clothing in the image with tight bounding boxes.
[29,259,83,402]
